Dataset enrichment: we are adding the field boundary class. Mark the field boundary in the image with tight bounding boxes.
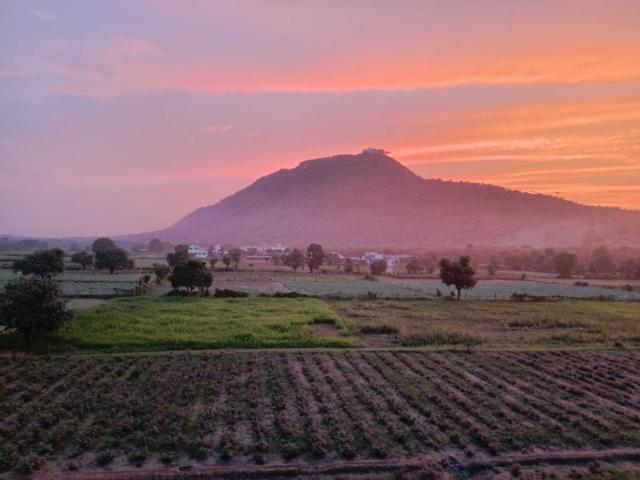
[62,448,640,479]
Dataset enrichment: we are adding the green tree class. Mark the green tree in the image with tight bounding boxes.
[285,249,305,272]
[209,258,218,270]
[343,258,354,274]
[370,258,388,276]
[95,248,131,274]
[71,251,93,270]
[0,277,72,352]
[166,244,190,266]
[222,256,232,269]
[406,258,421,275]
[553,252,577,279]
[91,237,117,254]
[229,249,241,270]
[13,248,65,278]
[152,263,171,285]
[620,258,640,280]
[488,256,499,276]
[439,255,477,300]
[306,243,325,273]
[589,246,614,276]
[170,260,212,295]
[147,238,168,253]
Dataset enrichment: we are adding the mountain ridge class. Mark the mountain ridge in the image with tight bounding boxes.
[121,150,640,249]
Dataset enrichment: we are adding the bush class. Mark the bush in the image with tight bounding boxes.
[359,325,398,334]
[400,331,484,346]
[213,288,249,298]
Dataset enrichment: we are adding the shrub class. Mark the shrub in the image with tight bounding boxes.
[359,325,398,335]
[213,288,249,298]
[400,331,484,346]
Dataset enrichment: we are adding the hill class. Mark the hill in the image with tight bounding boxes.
[127,150,640,249]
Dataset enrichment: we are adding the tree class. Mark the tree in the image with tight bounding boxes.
[488,256,499,276]
[152,263,171,285]
[370,259,388,276]
[13,248,65,278]
[306,243,325,273]
[0,277,72,352]
[620,258,640,280]
[71,251,93,270]
[147,238,170,253]
[589,246,614,276]
[553,252,577,279]
[166,244,190,267]
[170,260,212,295]
[229,249,241,270]
[209,258,218,270]
[222,256,232,269]
[343,258,354,274]
[406,259,421,275]
[91,237,117,254]
[285,249,305,272]
[95,248,131,274]
[439,255,477,300]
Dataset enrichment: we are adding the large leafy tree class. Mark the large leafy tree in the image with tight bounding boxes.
[284,249,305,272]
[306,243,325,273]
[589,246,615,276]
[0,277,72,352]
[439,255,477,300]
[170,260,212,295]
[71,251,94,270]
[370,259,388,276]
[166,244,190,266]
[95,248,132,274]
[152,263,171,285]
[13,248,65,278]
[91,237,117,255]
[553,252,577,279]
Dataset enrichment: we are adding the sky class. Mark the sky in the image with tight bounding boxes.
[1,0,639,237]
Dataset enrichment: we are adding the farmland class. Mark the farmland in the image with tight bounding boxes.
[333,299,640,348]
[0,296,355,353]
[389,278,640,300]
[0,271,144,298]
[2,351,640,477]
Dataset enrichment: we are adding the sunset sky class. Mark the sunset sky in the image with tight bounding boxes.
[1,0,639,237]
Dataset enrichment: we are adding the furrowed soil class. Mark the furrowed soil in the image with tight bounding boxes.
[2,351,640,478]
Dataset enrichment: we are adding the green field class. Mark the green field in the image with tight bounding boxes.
[0,296,356,353]
[332,298,640,348]
[0,271,144,297]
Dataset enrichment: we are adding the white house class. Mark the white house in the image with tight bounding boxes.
[188,244,209,259]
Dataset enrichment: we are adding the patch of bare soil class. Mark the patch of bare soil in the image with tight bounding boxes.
[359,333,399,347]
[311,323,341,338]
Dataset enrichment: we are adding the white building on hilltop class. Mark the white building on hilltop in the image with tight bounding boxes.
[188,244,209,259]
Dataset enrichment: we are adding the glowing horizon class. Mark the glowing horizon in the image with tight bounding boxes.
[1,1,640,237]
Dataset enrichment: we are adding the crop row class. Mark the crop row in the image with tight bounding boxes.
[1,351,640,474]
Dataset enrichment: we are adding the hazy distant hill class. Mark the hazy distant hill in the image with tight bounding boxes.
[129,150,640,249]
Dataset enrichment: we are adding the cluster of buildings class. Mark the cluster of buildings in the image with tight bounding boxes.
[186,243,409,274]
[361,252,409,274]
[186,243,287,260]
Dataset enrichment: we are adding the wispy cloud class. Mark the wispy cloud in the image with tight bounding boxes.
[29,8,56,21]
[203,123,233,133]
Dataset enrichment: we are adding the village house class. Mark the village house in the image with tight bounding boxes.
[188,244,209,259]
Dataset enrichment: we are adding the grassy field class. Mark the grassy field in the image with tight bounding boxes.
[2,351,640,477]
[0,271,145,297]
[0,296,356,353]
[332,298,640,348]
